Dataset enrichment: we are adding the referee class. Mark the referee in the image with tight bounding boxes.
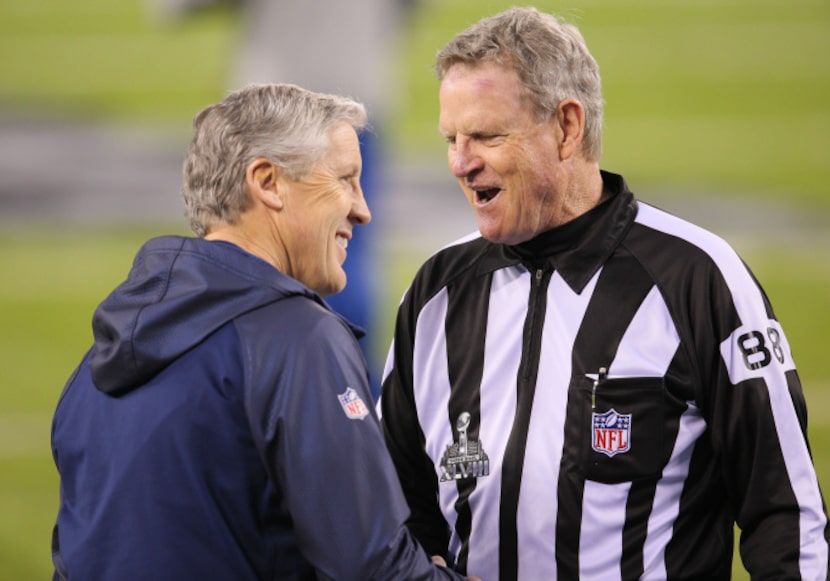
[380,7,829,580]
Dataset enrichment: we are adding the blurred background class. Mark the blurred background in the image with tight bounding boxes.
[0,0,828,578]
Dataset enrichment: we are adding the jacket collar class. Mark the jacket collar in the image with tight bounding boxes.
[476,171,638,293]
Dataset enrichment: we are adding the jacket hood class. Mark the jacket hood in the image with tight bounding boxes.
[88,236,341,395]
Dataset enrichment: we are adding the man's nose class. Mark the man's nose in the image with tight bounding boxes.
[450,139,482,178]
[351,186,372,225]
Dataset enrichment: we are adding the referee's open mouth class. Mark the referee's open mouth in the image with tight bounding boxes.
[475,187,502,204]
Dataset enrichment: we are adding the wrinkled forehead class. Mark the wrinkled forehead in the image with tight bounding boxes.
[311,122,362,175]
[439,62,532,126]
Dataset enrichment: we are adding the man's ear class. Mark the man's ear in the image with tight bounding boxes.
[246,157,284,210]
[556,99,586,160]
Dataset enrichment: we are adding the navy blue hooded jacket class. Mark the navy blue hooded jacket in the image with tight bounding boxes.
[51,236,462,581]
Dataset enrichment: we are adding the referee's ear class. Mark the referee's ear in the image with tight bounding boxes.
[555,98,586,161]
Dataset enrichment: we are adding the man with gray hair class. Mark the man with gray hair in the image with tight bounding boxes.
[380,7,829,580]
[51,84,475,581]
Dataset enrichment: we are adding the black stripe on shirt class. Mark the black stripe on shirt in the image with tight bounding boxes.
[499,266,554,581]
[619,346,686,580]
[556,248,656,579]
[445,269,492,573]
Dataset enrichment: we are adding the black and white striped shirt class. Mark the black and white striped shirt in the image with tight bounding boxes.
[380,172,829,580]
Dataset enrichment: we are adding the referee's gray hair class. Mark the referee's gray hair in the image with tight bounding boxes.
[182,83,368,237]
[435,7,604,161]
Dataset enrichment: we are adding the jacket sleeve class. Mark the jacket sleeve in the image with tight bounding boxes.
[379,288,454,560]
[700,254,829,579]
[237,298,464,581]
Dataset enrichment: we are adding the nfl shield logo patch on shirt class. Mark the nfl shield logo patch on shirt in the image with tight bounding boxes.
[592,408,631,457]
[337,387,369,420]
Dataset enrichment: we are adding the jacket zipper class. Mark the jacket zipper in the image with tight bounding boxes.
[520,267,552,384]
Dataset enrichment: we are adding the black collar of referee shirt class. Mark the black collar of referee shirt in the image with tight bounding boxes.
[478,171,638,294]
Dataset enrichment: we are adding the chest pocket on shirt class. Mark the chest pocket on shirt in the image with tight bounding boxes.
[575,374,667,484]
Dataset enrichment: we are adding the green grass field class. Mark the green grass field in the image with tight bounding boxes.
[1,0,828,579]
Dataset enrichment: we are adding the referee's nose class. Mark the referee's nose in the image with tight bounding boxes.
[449,136,484,179]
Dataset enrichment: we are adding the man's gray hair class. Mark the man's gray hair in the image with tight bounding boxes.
[436,7,603,161]
[182,83,368,237]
